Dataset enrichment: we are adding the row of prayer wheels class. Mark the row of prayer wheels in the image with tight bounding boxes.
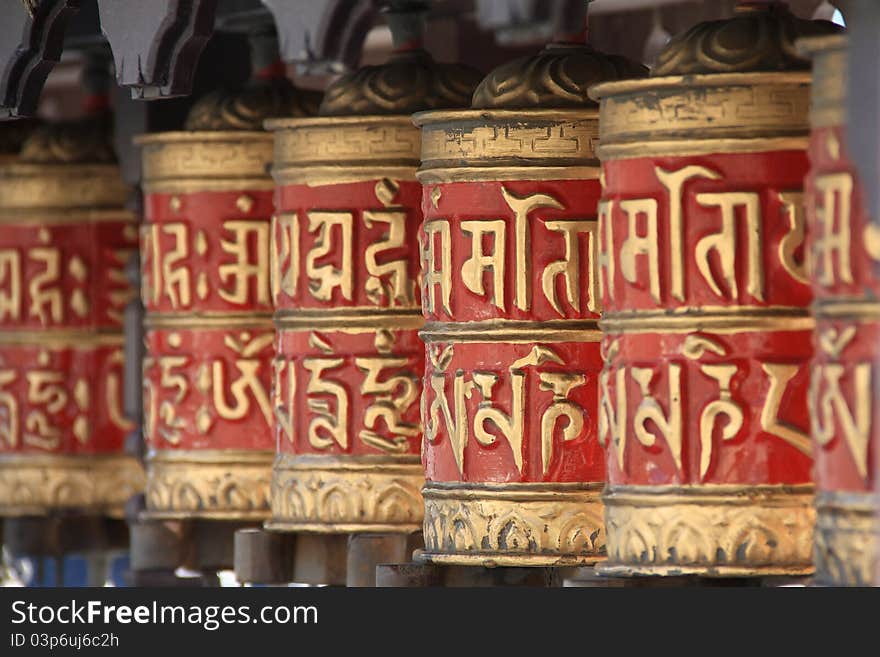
[1,2,876,585]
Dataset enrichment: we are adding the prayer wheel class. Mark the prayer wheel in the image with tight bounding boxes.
[265,15,481,534]
[801,34,878,586]
[413,41,645,566]
[590,3,840,576]
[0,116,143,516]
[137,67,318,520]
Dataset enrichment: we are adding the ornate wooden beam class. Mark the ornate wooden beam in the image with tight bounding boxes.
[97,0,218,99]
[261,0,379,72]
[0,0,81,119]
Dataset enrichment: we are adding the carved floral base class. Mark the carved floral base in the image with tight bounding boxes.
[145,449,273,520]
[268,454,424,533]
[0,454,144,518]
[814,490,879,586]
[599,484,815,576]
[418,482,605,567]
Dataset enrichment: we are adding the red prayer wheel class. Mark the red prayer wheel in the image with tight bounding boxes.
[590,3,841,576]
[414,42,645,566]
[137,72,318,520]
[801,34,879,586]
[0,117,143,516]
[265,33,481,533]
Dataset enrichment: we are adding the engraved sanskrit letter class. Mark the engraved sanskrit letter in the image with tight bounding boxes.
[0,250,21,321]
[501,187,564,312]
[213,334,274,428]
[619,199,661,304]
[161,223,191,309]
[303,357,349,450]
[0,369,18,448]
[472,370,525,473]
[422,220,452,315]
[542,220,599,316]
[761,363,812,456]
[597,200,615,302]
[355,356,420,453]
[695,192,764,301]
[539,372,586,476]
[461,219,505,310]
[219,220,270,306]
[599,366,627,471]
[363,209,413,307]
[632,364,683,473]
[273,357,296,444]
[656,165,721,301]
[306,211,353,302]
[271,213,300,304]
[424,345,473,475]
[27,248,63,325]
[778,192,808,284]
[813,172,854,286]
[698,364,743,480]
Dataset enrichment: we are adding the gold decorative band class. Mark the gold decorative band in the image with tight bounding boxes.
[798,34,847,129]
[813,489,878,586]
[600,484,815,577]
[413,108,600,177]
[420,319,601,343]
[0,209,136,225]
[141,179,275,194]
[271,166,418,187]
[0,163,128,210]
[591,72,810,150]
[417,165,601,184]
[275,308,424,331]
[144,312,274,330]
[0,453,144,518]
[268,454,424,533]
[600,307,813,334]
[597,137,809,161]
[267,115,421,175]
[144,449,273,521]
[137,131,273,190]
[0,329,125,348]
[813,299,880,320]
[418,481,605,567]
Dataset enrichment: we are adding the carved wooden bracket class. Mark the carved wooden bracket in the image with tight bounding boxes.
[261,0,379,72]
[0,0,82,119]
[97,0,218,99]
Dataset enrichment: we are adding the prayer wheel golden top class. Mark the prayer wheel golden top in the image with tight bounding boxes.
[137,76,315,193]
[471,41,646,109]
[589,4,841,161]
[267,50,480,186]
[414,41,646,183]
[0,116,128,212]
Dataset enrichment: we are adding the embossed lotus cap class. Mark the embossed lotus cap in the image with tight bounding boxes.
[185,77,321,131]
[652,1,842,77]
[19,114,116,164]
[186,28,321,131]
[318,3,482,116]
[472,41,647,109]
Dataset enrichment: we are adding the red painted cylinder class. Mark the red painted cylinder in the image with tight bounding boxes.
[0,118,143,516]
[590,4,841,576]
[414,42,646,566]
[801,34,879,585]
[137,76,318,520]
[266,50,481,533]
